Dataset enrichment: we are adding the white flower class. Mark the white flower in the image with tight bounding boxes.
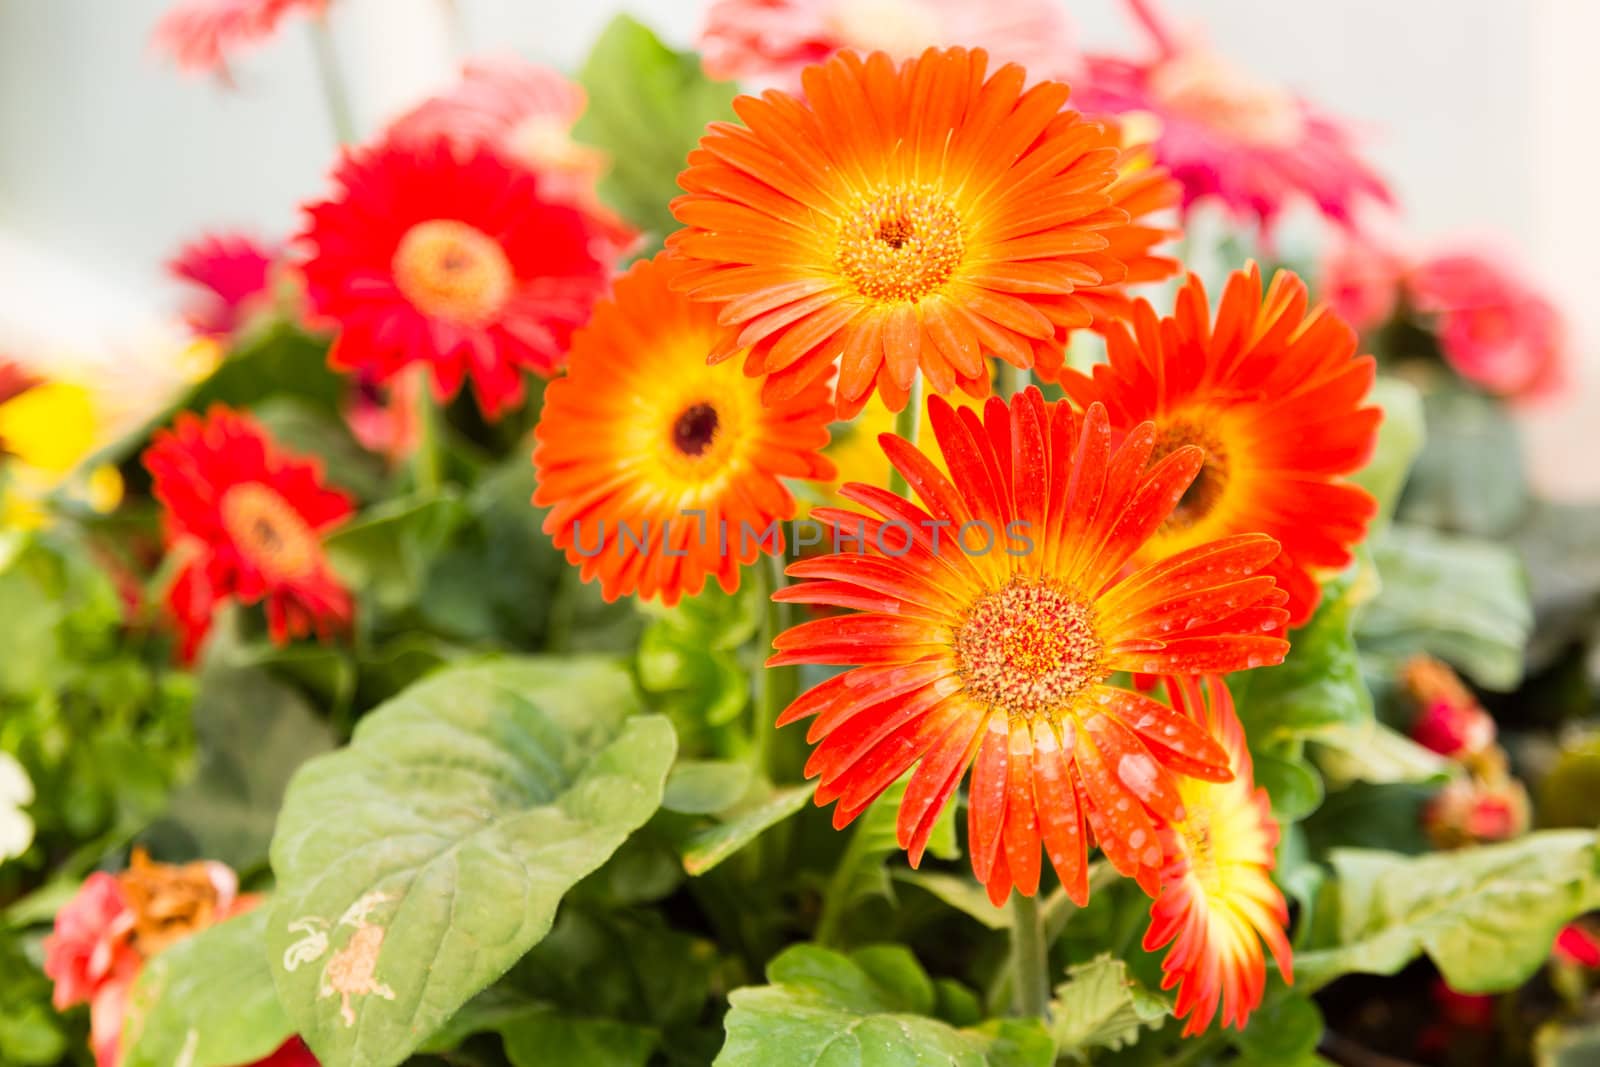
[0,752,35,863]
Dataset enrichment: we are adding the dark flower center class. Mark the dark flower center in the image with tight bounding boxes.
[672,403,720,457]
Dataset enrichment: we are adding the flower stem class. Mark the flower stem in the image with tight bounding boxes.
[1011,892,1051,1019]
[309,16,357,145]
[997,361,1031,400]
[753,548,790,776]
[413,379,445,495]
[886,373,923,497]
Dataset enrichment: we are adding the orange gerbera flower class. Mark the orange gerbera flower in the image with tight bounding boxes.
[1144,675,1292,1036]
[771,388,1290,904]
[668,47,1163,416]
[533,255,836,605]
[1057,265,1380,625]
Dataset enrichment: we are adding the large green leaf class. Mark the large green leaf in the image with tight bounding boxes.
[573,15,739,242]
[1398,386,1527,538]
[267,658,676,1067]
[1298,831,1600,992]
[122,908,293,1067]
[1050,955,1169,1061]
[1357,523,1531,690]
[715,945,1053,1066]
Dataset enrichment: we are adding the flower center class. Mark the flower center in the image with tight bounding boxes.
[1148,52,1304,147]
[220,483,321,582]
[1153,418,1230,530]
[1175,806,1223,892]
[672,402,720,457]
[954,578,1106,724]
[118,848,227,957]
[392,219,514,325]
[836,186,964,304]
[825,0,939,58]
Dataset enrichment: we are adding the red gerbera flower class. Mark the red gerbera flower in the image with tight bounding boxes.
[298,138,607,419]
[144,406,354,661]
[385,57,635,257]
[772,388,1289,904]
[1073,0,1392,238]
[167,231,280,339]
[1057,265,1380,626]
[1143,675,1292,1036]
[152,0,326,75]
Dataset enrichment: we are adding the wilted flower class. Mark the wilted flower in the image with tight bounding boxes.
[1424,777,1530,848]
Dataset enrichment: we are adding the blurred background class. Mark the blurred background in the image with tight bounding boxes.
[2,0,1596,493]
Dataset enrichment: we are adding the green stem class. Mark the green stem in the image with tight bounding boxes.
[753,549,789,776]
[412,380,445,494]
[309,16,357,145]
[814,818,870,947]
[886,373,923,497]
[1010,892,1051,1019]
[997,361,1031,400]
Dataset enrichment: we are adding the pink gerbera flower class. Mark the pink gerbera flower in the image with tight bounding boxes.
[1073,0,1392,238]
[386,57,635,255]
[1408,249,1567,401]
[167,231,280,339]
[152,0,327,75]
[698,0,1075,88]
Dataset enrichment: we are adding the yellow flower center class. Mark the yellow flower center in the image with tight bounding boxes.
[1153,418,1231,531]
[220,483,321,582]
[1174,803,1222,892]
[392,219,514,325]
[836,186,964,304]
[954,578,1106,724]
[1148,52,1304,147]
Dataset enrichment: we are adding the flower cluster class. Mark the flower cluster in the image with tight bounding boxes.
[77,0,1579,1056]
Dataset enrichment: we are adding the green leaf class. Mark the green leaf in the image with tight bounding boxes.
[122,908,293,1067]
[1252,752,1325,822]
[1311,721,1450,787]
[143,656,336,871]
[1234,572,1373,743]
[892,870,1011,930]
[573,15,739,242]
[325,492,468,610]
[1399,386,1527,538]
[1357,523,1531,690]
[502,1014,657,1067]
[1351,377,1425,527]
[1231,993,1323,1064]
[715,944,1053,1066]
[682,783,812,876]
[664,760,756,815]
[267,658,676,1067]
[184,323,345,419]
[1298,831,1600,992]
[1050,955,1170,1061]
